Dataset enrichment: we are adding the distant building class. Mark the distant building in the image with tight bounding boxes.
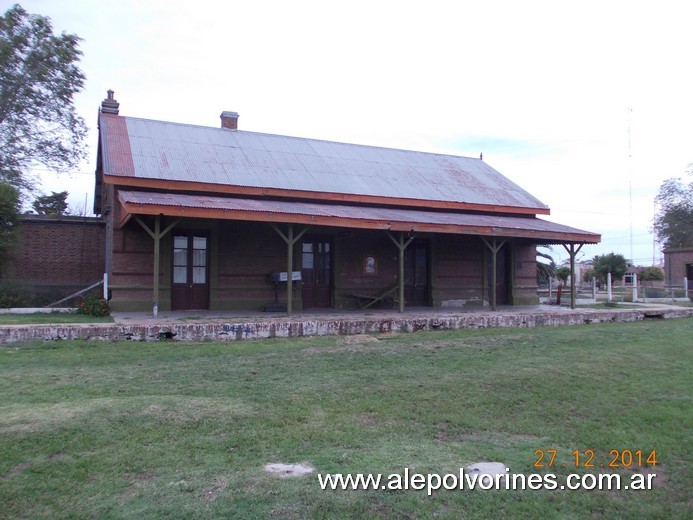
[93,91,600,313]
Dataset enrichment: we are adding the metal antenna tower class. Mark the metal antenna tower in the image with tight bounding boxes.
[627,108,633,264]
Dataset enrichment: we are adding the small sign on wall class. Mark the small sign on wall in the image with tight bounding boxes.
[363,255,377,276]
[270,271,302,282]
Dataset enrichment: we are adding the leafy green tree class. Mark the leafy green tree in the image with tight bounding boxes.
[583,267,595,282]
[654,170,693,250]
[0,4,87,192]
[639,266,664,283]
[32,190,69,215]
[592,253,628,285]
[555,266,571,285]
[0,181,20,273]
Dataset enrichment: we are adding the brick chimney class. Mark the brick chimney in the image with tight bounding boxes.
[100,89,120,115]
[220,111,239,129]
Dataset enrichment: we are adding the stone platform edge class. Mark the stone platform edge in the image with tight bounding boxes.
[0,307,691,343]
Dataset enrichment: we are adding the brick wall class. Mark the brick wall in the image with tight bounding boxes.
[432,235,486,306]
[663,248,693,286]
[1,215,105,299]
[512,241,541,305]
[334,229,400,309]
[214,221,289,311]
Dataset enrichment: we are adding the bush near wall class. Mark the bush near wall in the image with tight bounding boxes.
[0,284,30,308]
[76,293,110,316]
[0,283,83,308]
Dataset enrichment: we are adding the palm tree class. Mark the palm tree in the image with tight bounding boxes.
[536,246,556,284]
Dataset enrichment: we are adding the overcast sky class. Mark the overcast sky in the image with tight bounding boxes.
[14,0,693,265]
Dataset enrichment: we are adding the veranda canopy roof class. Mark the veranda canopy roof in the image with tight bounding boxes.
[117,190,600,244]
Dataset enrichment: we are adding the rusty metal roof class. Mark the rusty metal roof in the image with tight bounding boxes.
[100,113,549,212]
[118,191,599,243]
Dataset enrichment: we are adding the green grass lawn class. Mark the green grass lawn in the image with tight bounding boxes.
[0,320,690,519]
[0,312,114,325]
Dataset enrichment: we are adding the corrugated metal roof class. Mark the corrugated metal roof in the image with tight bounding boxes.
[118,191,599,243]
[100,113,549,211]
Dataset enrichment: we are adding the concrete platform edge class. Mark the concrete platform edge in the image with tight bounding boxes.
[0,307,691,343]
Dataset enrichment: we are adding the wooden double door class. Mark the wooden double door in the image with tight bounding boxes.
[301,237,332,309]
[404,239,429,306]
[171,232,209,310]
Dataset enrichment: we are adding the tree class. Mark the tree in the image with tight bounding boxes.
[639,266,664,284]
[592,253,628,285]
[536,246,556,284]
[555,266,571,285]
[0,4,87,192]
[0,181,20,273]
[583,267,595,281]
[32,190,69,215]
[653,169,693,250]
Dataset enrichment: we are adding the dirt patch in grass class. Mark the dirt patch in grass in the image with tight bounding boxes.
[0,402,99,434]
[302,334,382,354]
[340,334,381,345]
[118,469,158,504]
[357,413,380,426]
[138,398,255,426]
[1,453,64,481]
[0,461,32,481]
[455,431,546,447]
[200,476,228,502]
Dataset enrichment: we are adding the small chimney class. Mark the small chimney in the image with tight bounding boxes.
[220,111,239,130]
[100,89,120,115]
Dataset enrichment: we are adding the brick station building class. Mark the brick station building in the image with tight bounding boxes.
[94,91,600,314]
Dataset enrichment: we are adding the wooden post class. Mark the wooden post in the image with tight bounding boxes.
[270,224,309,316]
[134,215,180,317]
[480,237,507,311]
[153,215,160,317]
[562,243,583,309]
[386,231,415,313]
[398,235,405,313]
[491,241,497,310]
[287,224,294,315]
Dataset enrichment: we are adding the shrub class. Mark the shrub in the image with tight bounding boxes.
[640,266,665,283]
[76,294,110,316]
[0,284,29,308]
[30,288,71,307]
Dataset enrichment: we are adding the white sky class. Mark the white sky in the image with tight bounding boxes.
[15,0,693,266]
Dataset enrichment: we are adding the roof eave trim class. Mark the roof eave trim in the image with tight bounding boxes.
[104,174,551,216]
[117,196,599,243]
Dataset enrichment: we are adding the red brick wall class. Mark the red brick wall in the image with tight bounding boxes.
[512,241,541,305]
[432,235,486,305]
[663,248,693,285]
[334,229,400,308]
[1,215,105,297]
[214,221,289,310]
